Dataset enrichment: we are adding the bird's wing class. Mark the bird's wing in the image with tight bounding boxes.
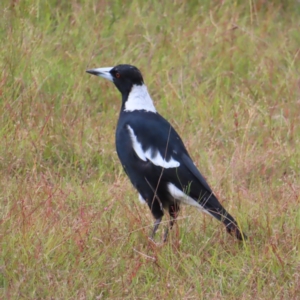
[181,153,212,193]
[123,112,213,196]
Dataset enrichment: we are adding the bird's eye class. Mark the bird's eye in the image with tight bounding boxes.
[116,72,120,78]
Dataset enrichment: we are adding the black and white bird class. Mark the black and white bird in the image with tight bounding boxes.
[86,64,246,241]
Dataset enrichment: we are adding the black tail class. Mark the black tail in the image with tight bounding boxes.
[200,193,247,241]
[222,213,247,241]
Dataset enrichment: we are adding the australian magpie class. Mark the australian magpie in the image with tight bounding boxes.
[86,64,246,241]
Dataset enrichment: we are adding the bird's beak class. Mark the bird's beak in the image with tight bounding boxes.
[86,67,114,82]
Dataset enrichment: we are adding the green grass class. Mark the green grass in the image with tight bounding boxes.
[1,0,300,298]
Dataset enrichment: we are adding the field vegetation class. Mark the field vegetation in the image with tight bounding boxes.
[1,0,300,298]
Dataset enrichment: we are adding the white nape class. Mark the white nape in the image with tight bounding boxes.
[127,125,180,169]
[124,84,157,113]
[167,183,213,216]
[138,193,147,204]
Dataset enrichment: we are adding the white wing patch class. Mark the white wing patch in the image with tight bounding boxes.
[127,125,180,169]
[124,84,157,113]
[138,193,147,204]
[127,125,147,161]
[144,148,180,168]
[167,183,213,216]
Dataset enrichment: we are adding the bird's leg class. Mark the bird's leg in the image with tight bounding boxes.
[163,204,180,242]
[146,188,165,242]
[150,217,162,240]
[163,217,176,242]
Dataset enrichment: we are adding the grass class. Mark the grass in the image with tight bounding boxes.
[1,0,300,298]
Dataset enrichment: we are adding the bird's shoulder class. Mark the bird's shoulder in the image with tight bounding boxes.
[117,111,187,154]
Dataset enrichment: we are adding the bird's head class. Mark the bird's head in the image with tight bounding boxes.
[86,64,156,112]
[86,64,144,96]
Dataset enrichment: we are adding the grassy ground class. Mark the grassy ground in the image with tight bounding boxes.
[1,0,300,299]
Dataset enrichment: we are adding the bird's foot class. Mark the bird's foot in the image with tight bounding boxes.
[148,236,164,247]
